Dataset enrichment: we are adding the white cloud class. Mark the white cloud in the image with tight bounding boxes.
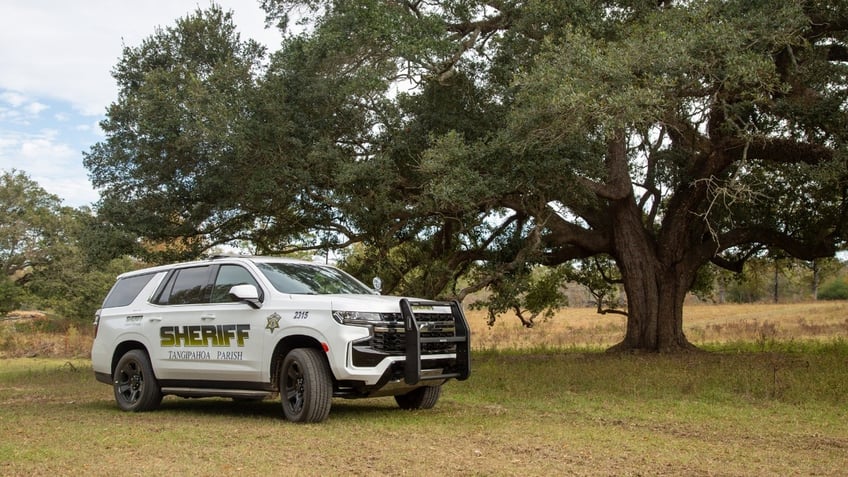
[0,134,17,151]
[39,176,100,207]
[25,102,48,115]
[19,136,73,161]
[1,91,27,107]
[0,129,96,206]
[0,107,22,123]
[0,1,281,117]
[75,121,103,135]
[0,90,51,125]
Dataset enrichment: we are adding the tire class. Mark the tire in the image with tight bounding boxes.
[394,385,441,410]
[113,349,162,412]
[280,348,332,423]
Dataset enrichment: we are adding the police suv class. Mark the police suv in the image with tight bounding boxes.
[91,255,471,422]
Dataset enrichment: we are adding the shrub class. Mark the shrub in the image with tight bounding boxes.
[818,278,848,300]
[0,277,22,314]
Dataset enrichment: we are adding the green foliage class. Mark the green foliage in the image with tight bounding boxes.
[0,170,67,278]
[0,170,147,323]
[723,271,768,303]
[470,265,569,328]
[0,277,22,314]
[564,256,622,313]
[25,256,144,323]
[714,257,846,303]
[0,171,97,317]
[84,5,267,260]
[818,278,848,300]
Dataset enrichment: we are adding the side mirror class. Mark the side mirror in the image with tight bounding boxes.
[229,284,262,309]
[372,277,383,295]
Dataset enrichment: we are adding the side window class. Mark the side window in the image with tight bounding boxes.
[155,266,213,305]
[102,273,156,308]
[211,265,262,303]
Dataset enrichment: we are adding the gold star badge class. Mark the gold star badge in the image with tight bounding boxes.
[265,313,281,332]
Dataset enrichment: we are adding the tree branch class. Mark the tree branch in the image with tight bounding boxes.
[713,226,836,262]
[602,131,634,200]
[726,137,834,166]
[709,245,764,273]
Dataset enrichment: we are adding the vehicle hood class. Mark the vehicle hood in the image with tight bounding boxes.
[327,294,449,313]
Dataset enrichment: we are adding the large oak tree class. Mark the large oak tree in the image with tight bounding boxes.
[86,1,848,351]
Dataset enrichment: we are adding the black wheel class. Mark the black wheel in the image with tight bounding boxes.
[113,349,162,412]
[395,385,441,410]
[280,348,332,422]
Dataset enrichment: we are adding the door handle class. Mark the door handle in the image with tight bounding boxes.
[201,314,216,321]
[148,316,162,322]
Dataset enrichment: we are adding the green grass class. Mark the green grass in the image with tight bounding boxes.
[2,342,847,476]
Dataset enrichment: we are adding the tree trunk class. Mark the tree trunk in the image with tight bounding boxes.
[607,197,696,353]
[773,260,779,304]
[812,260,819,300]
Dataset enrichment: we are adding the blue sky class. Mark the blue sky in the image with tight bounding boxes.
[0,1,281,207]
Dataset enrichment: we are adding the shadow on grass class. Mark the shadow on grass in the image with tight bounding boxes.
[140,395,405,421]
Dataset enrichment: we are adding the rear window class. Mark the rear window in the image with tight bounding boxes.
[102,273,156,308]
[154,266,213,305]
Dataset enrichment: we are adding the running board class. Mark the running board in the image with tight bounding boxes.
[161,387,274,399]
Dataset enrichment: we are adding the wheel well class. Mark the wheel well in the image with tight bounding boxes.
[271,335,328,389]
[111,341,148,377]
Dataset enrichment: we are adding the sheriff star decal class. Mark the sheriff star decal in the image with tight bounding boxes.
[265,312,281,332]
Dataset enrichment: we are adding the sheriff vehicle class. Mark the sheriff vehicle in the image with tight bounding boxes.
[91,255,471,422]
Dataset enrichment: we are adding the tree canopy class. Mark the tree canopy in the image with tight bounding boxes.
[0,170,129,318]
[85,0,848,351]
[0,170,67,281]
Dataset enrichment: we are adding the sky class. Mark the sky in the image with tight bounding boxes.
[0,1,283,207]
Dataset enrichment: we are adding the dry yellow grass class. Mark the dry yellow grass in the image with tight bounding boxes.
[0,321,92,359]
[2,301,847,358]
[467,301,848,350]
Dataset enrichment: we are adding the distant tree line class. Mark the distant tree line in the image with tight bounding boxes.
[0,170,143,323]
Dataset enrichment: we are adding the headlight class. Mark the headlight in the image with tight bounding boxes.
[332,311,384,326]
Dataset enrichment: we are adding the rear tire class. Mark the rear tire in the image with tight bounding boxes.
[113,349,162,412]
[395,385,441,410]
[280,348,332,422]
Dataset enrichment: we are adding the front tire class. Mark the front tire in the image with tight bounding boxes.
[113,349,162,412]
[280,348,332,423]
[395,385,441,410]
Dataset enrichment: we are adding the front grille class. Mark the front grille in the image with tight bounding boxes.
[370,312,457,354]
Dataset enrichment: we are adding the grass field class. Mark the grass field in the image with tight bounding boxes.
[1,302,847,475]
[468,301,848,350]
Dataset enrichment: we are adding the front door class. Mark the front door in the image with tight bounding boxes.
[151,264,264,384]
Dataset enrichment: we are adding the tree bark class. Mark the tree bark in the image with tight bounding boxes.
[595,132,695,353]
[606,194,697,353]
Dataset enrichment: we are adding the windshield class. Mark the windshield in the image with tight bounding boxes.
[256,262,374,295]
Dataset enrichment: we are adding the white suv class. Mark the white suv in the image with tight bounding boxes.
[91,255,470,422]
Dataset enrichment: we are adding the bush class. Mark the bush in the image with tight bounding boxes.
[818,278,848,300]
[0,277,22,314]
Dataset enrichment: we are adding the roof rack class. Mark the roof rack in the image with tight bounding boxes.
[206,253,255,260]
